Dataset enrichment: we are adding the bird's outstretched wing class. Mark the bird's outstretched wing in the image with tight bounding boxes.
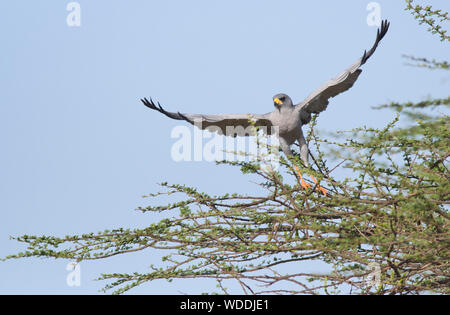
[296,20,390,124]
[141,98,274,137]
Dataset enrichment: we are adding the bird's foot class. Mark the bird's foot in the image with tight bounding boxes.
[300,178,311,190]
[317,186,328,196]
[295,167,311,190]
[310,175,328,196]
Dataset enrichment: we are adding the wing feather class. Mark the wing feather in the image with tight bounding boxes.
[296,20,390,124]
[141,98,274,137]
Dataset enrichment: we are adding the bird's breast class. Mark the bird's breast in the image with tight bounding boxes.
[271,109,301,136]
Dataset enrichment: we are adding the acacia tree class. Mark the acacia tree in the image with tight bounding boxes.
[3,3,449,295]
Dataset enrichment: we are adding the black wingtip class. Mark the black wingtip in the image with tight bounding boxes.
[141,97,160,112]
[374,20,389,43]
[141,97,189,121]
[361,19,390,64]
[377,19,390,43]
[177,111,191,123]
[141,97,151,108]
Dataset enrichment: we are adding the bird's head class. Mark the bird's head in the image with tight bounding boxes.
[273,93,293,111]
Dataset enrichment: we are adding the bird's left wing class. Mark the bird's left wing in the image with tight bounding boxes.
[141,98,274,137]
[295,20,390,124]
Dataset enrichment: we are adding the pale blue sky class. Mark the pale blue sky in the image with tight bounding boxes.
[0,1,448,294]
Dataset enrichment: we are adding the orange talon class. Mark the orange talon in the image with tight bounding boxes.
[295,166,311,190]
[310,175,328,196]
[318,186,328,196]
[300,177,311,190]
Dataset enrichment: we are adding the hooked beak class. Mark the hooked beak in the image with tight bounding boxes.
[274,98,283,106]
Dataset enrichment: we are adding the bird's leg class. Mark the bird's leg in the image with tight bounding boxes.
[295,166,311,190]
[310,175,328,196]
[280,138,311,191]
[297,132,327,195]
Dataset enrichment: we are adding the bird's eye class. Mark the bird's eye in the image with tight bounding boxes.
[280,96,285,101]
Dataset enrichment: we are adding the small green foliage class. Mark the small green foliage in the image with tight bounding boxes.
[402,55,450,70]
[405,0,449,41]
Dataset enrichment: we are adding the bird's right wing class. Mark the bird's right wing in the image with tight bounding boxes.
[141,98,274,137]
[295,20,390,124]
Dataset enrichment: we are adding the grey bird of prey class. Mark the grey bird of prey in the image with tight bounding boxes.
[142,20,390,194]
